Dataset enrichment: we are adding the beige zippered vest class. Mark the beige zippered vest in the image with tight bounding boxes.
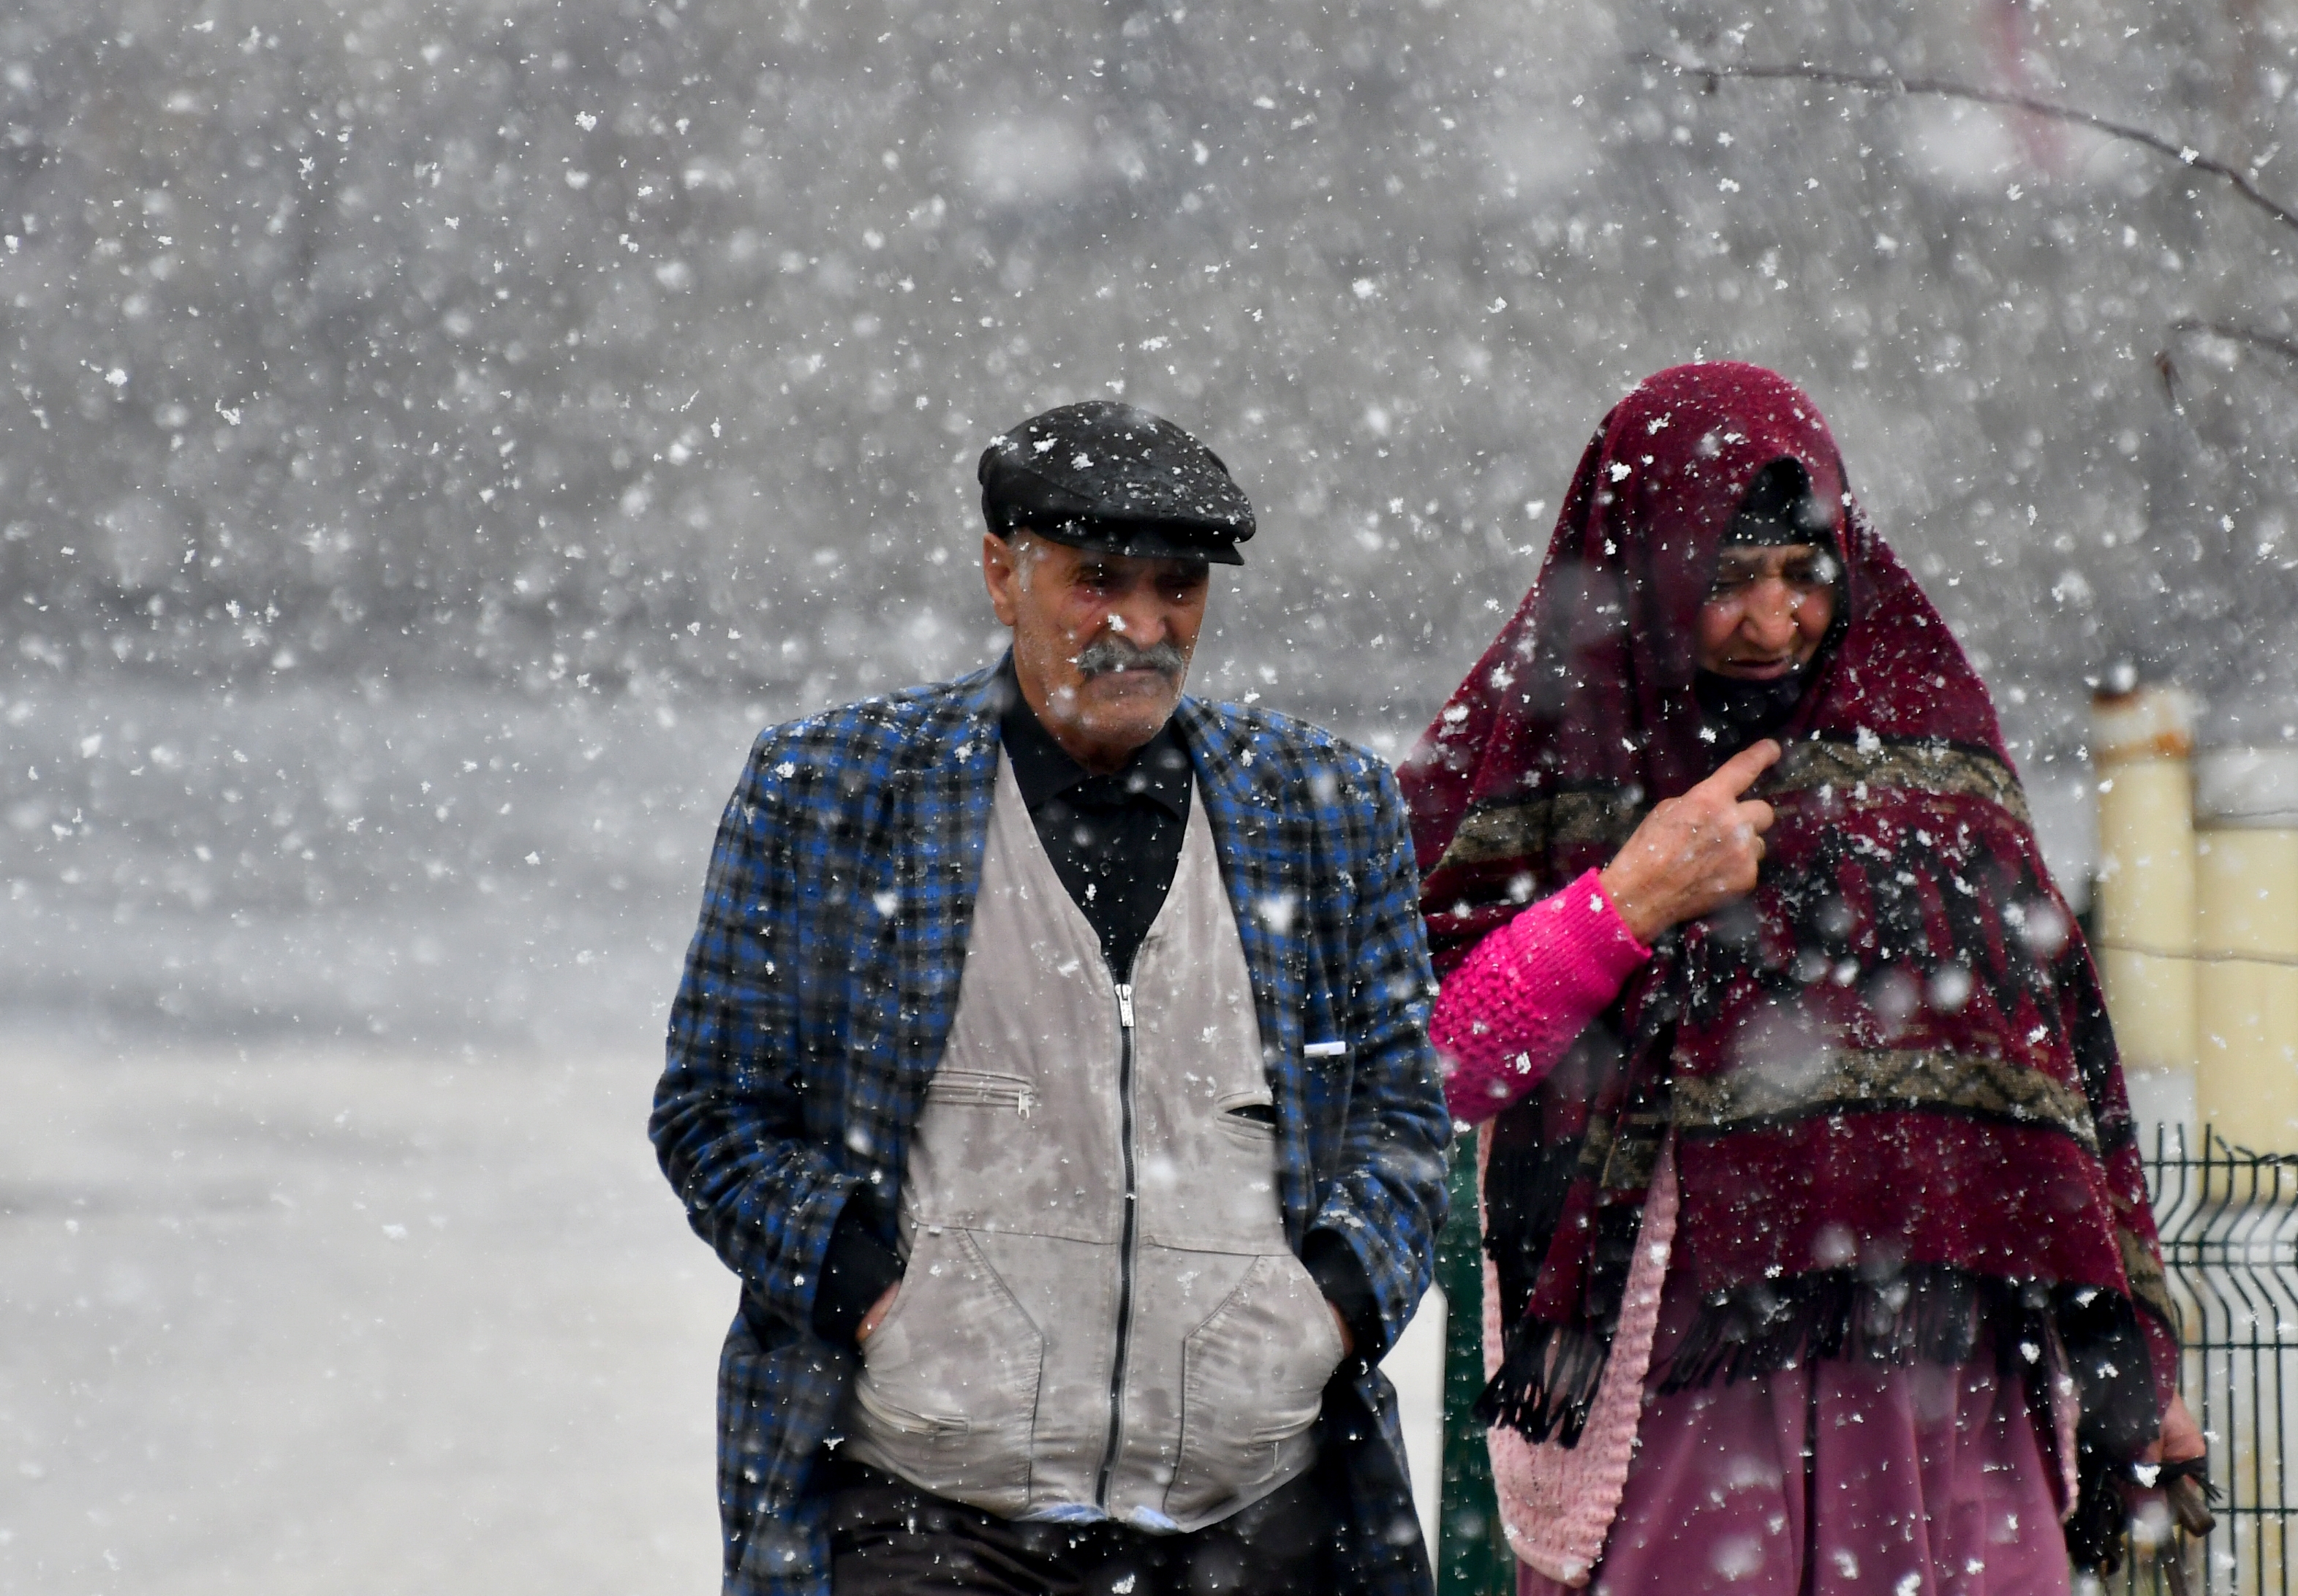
[842,751,1345,1533]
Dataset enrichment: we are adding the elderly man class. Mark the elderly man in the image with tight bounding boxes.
[651,400,1450,1596]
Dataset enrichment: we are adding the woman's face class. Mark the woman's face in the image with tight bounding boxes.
[1694,545,1838,679]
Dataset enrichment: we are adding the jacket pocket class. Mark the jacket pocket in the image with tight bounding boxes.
[1164,1250,1346,1524]
[925,1069,1039,1117]
[852,1380,971,1442]
[1213,1092,1279,1152]
[849,1225,1044,1513]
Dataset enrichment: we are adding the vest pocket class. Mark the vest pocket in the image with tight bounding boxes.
[850,1225,1045,1512]
[852,1380,972,1441]
[925,1069,1040,1117]
[1214,1094,1279,1151]
[1164,1251,1345,1524]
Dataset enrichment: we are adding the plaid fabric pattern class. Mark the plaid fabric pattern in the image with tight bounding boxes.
[652,660,1451,1596]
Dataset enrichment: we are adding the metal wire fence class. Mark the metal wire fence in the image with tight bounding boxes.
[2120,1130,2298,1596]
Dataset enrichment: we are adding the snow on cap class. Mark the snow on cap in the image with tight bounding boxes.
[978,399,1255,565]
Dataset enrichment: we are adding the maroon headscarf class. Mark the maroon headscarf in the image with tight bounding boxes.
[1400,366,2174,1545]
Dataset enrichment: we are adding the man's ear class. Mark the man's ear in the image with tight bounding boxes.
[982,532,1021,627]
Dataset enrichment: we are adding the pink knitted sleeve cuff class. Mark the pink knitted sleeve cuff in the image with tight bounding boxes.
[1432,869,1651,1124]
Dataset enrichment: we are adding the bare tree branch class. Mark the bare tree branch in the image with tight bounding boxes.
[2160,318,2298,401]
[1659,58,2298,238]
[1656,59,2298,398]
[2168,317,2298,364]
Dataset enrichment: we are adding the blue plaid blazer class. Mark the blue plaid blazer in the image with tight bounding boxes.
[652,660,1450,1596]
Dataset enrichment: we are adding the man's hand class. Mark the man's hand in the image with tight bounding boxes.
[1329,1300,1354,1360]
[855,1282,899,1347]
[1598,739,1781,945]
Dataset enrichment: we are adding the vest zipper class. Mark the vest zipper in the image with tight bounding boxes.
[1095,977,1139,1511]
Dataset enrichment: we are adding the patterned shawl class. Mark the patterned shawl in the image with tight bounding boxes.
[1398,364,2174,1515]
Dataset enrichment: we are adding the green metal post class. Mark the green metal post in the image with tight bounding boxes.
[1436,1135,1516,1596]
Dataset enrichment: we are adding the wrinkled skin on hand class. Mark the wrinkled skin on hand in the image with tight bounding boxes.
[1598,738,1780,945]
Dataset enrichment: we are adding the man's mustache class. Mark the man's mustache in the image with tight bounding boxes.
[1073,635,1187,680]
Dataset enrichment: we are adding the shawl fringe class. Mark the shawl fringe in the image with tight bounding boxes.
[1660,1266,2000,1391]
[1473,1317,1614,1447]
[2065,1445,2133,1573]
[2055,1282,2166,1571]
[1481,1132,1586,1328]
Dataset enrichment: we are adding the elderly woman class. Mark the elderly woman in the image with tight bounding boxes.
[1401,363,2201,1595]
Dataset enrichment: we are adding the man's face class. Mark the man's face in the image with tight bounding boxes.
[983,532,1212,772]
[1694,543,1838,679]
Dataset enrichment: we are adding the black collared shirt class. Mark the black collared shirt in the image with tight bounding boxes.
[995,657,1193,980]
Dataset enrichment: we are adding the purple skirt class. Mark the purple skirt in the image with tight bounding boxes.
[1519,1290,2071,1596]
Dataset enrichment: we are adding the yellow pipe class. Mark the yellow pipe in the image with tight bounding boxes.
[2194,747,2298,1152]
[2092,688,2198,1138]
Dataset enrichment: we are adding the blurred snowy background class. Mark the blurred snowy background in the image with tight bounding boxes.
[6,0,2298,1589]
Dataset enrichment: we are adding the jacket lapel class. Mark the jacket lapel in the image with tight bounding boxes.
[858,663,1007,1200]
[1172,695,1319,1239]
[892,659,1008,1012]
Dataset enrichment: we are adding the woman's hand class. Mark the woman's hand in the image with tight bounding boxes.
[1598,739,1781,944]
[2155,1391,2207,1464]
[2144,1393,2212,1540]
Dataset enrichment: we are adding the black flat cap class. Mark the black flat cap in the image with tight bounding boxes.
[978,400,1255,565]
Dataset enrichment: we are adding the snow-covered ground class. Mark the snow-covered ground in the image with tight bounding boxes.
[0,1037,726,1595]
